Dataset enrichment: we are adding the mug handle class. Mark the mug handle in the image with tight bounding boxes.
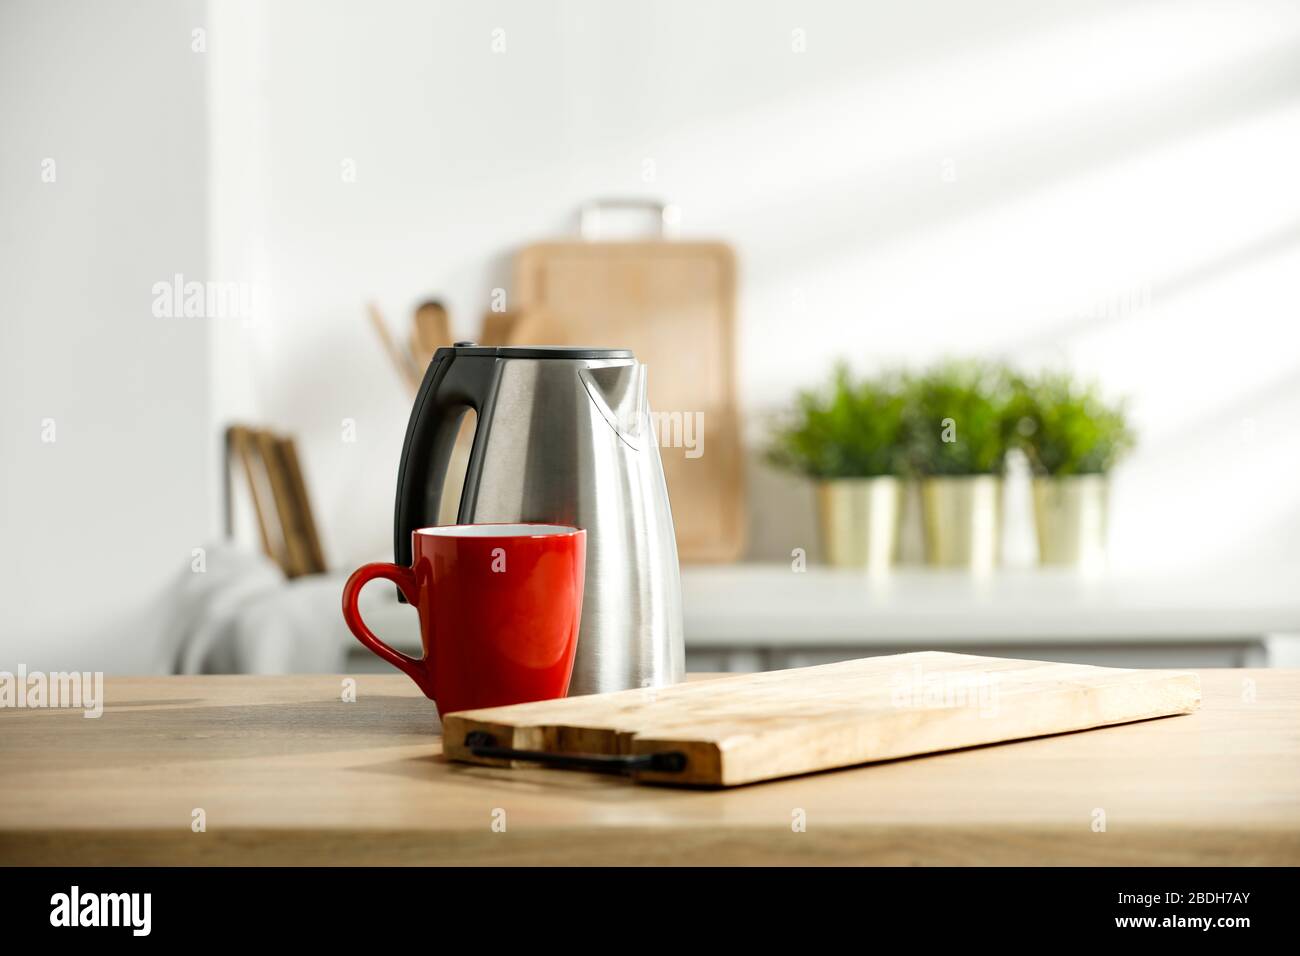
[342,563,434,699]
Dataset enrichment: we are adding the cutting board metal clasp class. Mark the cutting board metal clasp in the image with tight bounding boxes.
[463,731,687,776]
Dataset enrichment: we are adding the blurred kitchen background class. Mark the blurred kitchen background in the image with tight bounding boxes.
[4,0,1300,676]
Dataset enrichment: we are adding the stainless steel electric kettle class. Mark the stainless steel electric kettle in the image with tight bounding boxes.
[394,343,684,695]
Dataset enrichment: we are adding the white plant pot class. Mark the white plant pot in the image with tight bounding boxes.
[920,475,1002,572]
[815,477,902,572]
[1032,474,1109,569]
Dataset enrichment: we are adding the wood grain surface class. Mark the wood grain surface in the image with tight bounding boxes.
[1,670,1297,865]
[444,653,1202,786]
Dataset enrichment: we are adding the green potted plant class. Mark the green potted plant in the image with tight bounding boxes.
[767,365,908,570]
[904,361,1015,570]
[1010,371,1135,568]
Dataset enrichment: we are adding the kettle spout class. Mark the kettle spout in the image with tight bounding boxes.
[580,363,647,449]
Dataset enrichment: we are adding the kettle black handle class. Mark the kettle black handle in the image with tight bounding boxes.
[392,349,503,580]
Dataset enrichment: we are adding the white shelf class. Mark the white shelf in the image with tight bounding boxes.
[681,563,1300,645]
[356,563,1300,669]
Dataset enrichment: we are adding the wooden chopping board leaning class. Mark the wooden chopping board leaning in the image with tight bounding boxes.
[506,199,746,563]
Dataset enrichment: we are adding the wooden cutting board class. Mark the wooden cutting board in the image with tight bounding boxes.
[512,229,745,562]
[443,652,1201,787]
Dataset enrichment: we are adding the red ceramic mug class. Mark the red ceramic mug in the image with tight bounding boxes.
[342,524,586,719]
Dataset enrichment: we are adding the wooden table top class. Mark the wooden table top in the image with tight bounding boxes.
[1,671,1297,865]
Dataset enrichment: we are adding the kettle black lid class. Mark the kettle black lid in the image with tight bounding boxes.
[440,342,633,359]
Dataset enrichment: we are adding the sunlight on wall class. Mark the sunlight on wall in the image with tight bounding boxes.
[209,0,1300,572]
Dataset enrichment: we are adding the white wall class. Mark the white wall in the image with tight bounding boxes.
[208,0,1300,574]
[4,1,1299,674]
[0,0,213,670]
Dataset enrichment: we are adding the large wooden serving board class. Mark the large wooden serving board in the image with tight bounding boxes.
[443,652,1201,787]
[512,238,744,562]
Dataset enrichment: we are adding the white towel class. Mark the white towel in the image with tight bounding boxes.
[143,542,342,674]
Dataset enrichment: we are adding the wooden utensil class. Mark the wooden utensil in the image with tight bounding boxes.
[444,652,1201,787]
[410,300,451,367]
[511,199,745,562]
[366,301,423,394]
[479,309,524,347]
